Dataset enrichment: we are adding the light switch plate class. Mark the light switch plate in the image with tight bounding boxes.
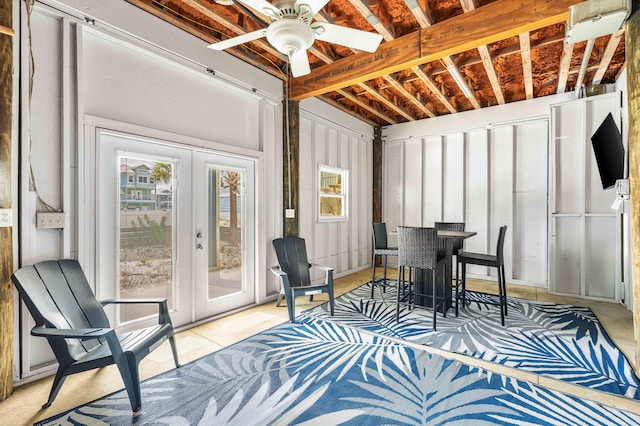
[0,209,12,227]
[36,212,66,229]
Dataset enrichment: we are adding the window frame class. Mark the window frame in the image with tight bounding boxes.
[317,164,348,222]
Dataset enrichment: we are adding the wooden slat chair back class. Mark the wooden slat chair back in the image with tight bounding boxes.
[271,237,335,322]
[11,259,180,411]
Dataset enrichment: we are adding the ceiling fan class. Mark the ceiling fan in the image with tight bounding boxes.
[207,0,383,77]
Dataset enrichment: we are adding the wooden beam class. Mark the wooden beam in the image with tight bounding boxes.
[592,29,624,84]
[442,56,481,109]
[405,0,432,28]
[556,41,574,93]
[0,25,12,37]
[477,45,505,104]
[519,32,534,100]
[0,0,13,403]
[372,126,383,224]
[627,0,640,377]
[459,0,477,12]
[332,90,392,125]
[457,0,502,106]
[384,75,435,118]
[290,0,580,100]
[411,65,457,114]
[361,82,415,121]
[348,0,395,40]
[283,99,299,237]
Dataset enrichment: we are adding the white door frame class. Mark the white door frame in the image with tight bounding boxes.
[80,116,266,327]
[194,151,257,319]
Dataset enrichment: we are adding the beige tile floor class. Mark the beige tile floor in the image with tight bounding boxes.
[1,268,639,424]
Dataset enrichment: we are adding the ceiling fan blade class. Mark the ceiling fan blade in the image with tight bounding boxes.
[294,0,330,17]
[312,23,383,52]
[289,50,311,77]
[207,30,267,51]
[236,0,280,17]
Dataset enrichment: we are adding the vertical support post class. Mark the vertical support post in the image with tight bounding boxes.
[0,0,14,402]
[627,0,640,375]
[372,126,383,267]
[372,126,383,223]
[283,98,299,237]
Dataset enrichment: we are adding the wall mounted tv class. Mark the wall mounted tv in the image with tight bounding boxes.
[590,112,624,190]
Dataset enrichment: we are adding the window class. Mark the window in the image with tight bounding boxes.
[138,176,148,184]
[128,175,134,184]
[318,165,347,221]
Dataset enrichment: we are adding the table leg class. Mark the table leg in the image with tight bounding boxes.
[443,239,453,315]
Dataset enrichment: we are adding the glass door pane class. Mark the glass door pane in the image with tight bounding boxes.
[98,130,192,329]
[195,152,255,319]
[207,168,244,299]
[118,156,176,323]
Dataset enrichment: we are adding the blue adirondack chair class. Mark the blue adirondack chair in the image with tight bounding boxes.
[271,237,335,322]
[11,259,180,411]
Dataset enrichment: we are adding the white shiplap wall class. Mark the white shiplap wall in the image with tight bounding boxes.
[18,0,375,380]
[299,99,374,280]
[381,95,569,287]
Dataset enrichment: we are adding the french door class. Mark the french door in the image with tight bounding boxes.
[97,130,256,328]
[194,151,256,318]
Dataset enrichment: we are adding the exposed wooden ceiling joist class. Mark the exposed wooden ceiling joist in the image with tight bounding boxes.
[289,0,581,100]
[127,0,626,125]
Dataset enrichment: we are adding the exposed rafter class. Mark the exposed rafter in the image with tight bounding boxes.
[289,0,581,100]
[126,0,626,125]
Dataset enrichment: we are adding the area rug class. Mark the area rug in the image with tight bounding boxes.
[39,316,640,425]
[304,280,640,400]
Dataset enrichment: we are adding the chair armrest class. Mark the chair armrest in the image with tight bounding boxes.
[310,263,334,286]
[32,325,112,340]
[269,265,286,277]
[310,263,334,272]
[100,299,172,325]
[100,298,167,305]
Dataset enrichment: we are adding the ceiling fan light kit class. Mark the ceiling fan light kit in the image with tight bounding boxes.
[207,0,383,78]
[267,20,315,57]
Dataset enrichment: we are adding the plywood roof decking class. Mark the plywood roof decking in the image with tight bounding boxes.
[126,0,627,126]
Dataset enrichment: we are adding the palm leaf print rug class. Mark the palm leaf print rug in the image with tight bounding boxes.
[305,280,640,400]
[39,316,640,425]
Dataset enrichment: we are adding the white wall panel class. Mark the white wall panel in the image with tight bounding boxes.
[489,126,514,280]
[83,31,261,151]
[299,109,374,280]
[585,217,617,298]
[298,117,314,245]
[464,130,488,255]
[443,133,465,222]
[383,113,548,287]
[384,142,404,245]
[360,141,373,266]
[513,121,548,283]
[423,136,443,226]
[403,139,423,226]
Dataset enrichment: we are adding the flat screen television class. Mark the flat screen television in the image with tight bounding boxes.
[590,112,624,190]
